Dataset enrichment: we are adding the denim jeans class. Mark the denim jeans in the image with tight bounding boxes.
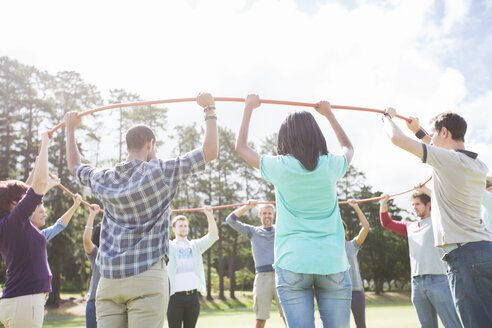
[446,241,492,328]
[276,267,351,328]
[351,290,366,328]
[411,275,462,328]
[86,299,97,328]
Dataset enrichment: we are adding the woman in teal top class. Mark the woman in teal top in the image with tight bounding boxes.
[236,94,354,328]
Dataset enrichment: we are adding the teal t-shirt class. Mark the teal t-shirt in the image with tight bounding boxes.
[260,153,349,275]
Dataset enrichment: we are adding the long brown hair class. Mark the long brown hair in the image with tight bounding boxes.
[277,111,328,171]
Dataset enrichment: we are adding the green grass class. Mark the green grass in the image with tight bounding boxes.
[42,302,445,328]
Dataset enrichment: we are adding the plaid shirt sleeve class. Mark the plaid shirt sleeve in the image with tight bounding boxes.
[159,148,206,188]
[74,163,99,189]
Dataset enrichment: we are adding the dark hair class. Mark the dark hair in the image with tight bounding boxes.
[277,111,328,171]
[430,112,467,141]
[486,176,492,189]
[0,180,29,215]
[91,223,101,248]
[410,192,431,205]
[126,125,156,151]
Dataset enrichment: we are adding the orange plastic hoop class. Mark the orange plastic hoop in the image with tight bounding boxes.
[42,97,427,214]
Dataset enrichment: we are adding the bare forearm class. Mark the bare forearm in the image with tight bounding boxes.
[355,207,370,229]
[236,109,253,152]
[66,127,81,174]
[233,205,251,218]
[207,214,218,237]
[235,109,260,168]
[32,139,49,194]
[353,206,370,246]
[83,214,96,254]
[421,134,431,145]
[203,113,218,163]
[325,113,353,163]
[60,202,79,225]
[384,118,424,158]
[26,167,34,186]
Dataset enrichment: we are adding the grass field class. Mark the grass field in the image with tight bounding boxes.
[43,302,445,327]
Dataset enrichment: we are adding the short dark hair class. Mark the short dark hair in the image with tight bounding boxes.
[430,112,467,141]
[126,125,156,151]
[277,111,328,171]
[91,223,101,248]
[486,176,492,189]
[410,192,431,205]
[0,180,29,215]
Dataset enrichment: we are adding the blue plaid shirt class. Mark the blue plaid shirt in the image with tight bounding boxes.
[74,149,206,279]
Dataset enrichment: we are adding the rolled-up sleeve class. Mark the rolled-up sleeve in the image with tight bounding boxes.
[74,163,97,188]
[159,148,206,186]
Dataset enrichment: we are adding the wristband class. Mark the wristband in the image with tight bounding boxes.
[415,129,426,139]
[205,115,217,121]
[203,105,216,112]
[85,226,93,229]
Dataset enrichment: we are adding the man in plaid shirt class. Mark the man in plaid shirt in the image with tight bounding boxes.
[64,93,218,328]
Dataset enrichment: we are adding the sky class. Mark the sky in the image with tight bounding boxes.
[1,0,491,214]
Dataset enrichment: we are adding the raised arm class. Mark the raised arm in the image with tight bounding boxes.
[235,95,261,169]
[26,158,60,194]
[226,200,257,238]
[232,199,258,218]
[64,112,82,174]
[315,101,354,164]
[196,93,218,163]
[348,199,370,247]
[382,108,424,160]
[60,194,82,225]
[83,204,100,255]
[203,205,218,238]
[379,193,409,237]
[31,132,51,195]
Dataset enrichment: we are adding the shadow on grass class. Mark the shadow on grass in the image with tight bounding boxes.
[201,297,248,310]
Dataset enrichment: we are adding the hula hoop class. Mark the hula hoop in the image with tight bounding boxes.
[42,97,429,214]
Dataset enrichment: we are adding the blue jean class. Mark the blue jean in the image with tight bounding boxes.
[351,290,366,328]
[86,299,97,328]
[446,241,492,328]
[276,267,351,328]
[411,275,462,328]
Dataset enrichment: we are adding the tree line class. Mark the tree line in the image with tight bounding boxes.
[0,56,411,307]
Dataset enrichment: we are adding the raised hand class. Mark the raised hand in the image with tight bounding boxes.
[315,100,333,117]
[245,94,261,111]
[64,112,82,129]
[197,93,215,108]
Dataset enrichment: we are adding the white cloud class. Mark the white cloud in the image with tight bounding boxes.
[442,0,472,33]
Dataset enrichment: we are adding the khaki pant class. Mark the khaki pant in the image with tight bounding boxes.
[0,293,46,328]
[96,257,169,328]
[253,271,284,320]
